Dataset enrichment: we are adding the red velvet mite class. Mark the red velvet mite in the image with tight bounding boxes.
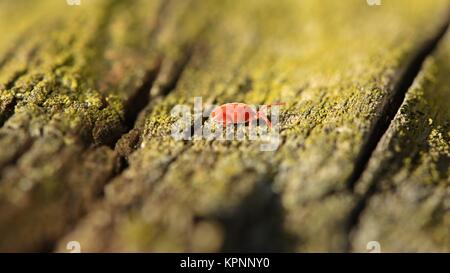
[210,102,284,128]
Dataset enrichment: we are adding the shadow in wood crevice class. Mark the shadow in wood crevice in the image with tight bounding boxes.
[347,11,450,191]
[219,176,296,252]
[343,11,450,252]
[113,48,194,178]
[0,97,16,129]
[0,45,40,129]
[123,64,162,131]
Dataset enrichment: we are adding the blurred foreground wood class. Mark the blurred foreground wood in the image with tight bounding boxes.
[0,0,448,252]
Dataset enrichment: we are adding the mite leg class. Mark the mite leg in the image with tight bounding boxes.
[255,111,272,128]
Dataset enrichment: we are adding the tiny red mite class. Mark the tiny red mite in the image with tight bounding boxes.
[210,102,284,128]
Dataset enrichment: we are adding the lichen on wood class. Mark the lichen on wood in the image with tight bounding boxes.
[0,0,448,252]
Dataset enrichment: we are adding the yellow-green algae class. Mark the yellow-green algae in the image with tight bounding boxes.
[0,0,448,252]
[56,0,450,252]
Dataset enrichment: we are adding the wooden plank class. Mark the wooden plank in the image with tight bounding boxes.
[350,32,450,252]
[55,0,449,252]
[0,0,448,252]
[0,0,201,251]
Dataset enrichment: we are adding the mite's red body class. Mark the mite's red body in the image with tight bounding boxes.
[210,103,283,128]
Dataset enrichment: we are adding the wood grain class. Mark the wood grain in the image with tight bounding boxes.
[0,0,448,252]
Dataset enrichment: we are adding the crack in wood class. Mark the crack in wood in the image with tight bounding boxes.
[122,63,162,132]
[344,11,450,252]
[0,44,40,128]
[113,48,193,180]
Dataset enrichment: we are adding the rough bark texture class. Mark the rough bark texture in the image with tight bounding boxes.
[0,0,448,252]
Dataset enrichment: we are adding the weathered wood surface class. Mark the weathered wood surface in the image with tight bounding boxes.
[0,0,448,252]
[350,32,450,252]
